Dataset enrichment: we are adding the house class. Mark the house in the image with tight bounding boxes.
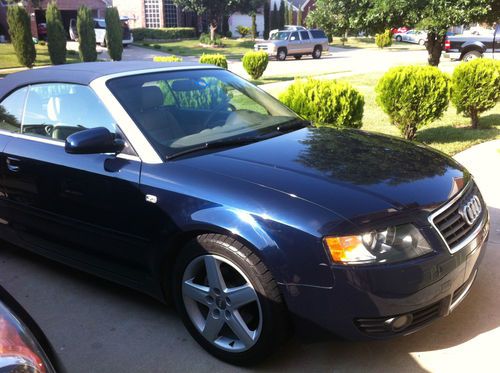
[0,0,109,40]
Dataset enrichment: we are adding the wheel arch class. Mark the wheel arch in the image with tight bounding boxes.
[157,208,289,302]
[460,42,486,59]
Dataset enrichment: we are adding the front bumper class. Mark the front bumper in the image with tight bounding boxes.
[283,210,490,340]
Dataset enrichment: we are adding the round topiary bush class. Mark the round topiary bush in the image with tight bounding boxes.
[279,79,365,129]
[242,51,268,79]
[451,58,500,129]
[199,54,228,69]
[376,65,450,140]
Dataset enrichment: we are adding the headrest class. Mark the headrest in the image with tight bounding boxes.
[141,86,164,110]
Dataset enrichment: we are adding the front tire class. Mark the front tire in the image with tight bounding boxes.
[462,50,482,62]
[277,48,287,61]
[396,35,402,42]
[173,234,288,365]
[312,46,322,59]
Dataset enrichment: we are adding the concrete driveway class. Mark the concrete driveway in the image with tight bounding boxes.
[0,141,499,372]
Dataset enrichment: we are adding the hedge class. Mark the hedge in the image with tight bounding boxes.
[132,27,196,41]
[153,55,183,62]
[199,54,228,69]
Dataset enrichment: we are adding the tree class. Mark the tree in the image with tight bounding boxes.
[7,4,36,68]
[287,2,293,25]
[306,0,362,41]
[77,6,97,62]
[278,0,285,29]
[46,1,66,65]
[270,3,279,31]
[105,7,123,61]
[363,0,494,66]
[239,0,265,39]
[282,1,287,27]
[263,0,270,39]
[173,0,243,35]
[297,6,302,26]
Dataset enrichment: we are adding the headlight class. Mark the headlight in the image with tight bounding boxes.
[324,224,433,265]
[0,301,55,373]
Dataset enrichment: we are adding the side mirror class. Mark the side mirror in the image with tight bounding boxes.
[65,127,125,155]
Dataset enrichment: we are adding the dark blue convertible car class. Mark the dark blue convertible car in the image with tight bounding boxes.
[0,62,489,364]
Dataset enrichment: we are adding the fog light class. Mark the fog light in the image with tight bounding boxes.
[385,314,413,332]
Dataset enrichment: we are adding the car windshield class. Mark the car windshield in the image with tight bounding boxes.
[271,31,290,40]
[106,69,301,159]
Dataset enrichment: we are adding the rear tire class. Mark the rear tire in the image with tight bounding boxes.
[462,50,482,62]
[395,35,402,42]
[173,234,288,365]
[312,46,322,59]
[418,39,426,46]
[277,48,287,61]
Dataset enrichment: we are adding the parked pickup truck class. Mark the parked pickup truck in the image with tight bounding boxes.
[443,24,499,61]
[254,29,329,61]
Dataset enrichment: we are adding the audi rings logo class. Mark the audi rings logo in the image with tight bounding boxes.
[459,195,482,226]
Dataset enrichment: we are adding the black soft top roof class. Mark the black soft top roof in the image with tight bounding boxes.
[0,61,211,100]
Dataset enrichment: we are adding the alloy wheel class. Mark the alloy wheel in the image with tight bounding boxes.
[182,254,263,352]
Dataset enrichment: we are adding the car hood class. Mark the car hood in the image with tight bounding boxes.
[182,128,468,225]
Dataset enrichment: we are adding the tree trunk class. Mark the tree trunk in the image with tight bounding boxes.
[251,13,257,40]
[426,31,446,66]
[471,110,479,129]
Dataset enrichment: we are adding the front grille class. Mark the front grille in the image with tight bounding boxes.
[430,182,485,252]
[355,301,442,336]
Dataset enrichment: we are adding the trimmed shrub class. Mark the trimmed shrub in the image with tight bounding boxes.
[153,44,161,49]
[199,54,228,69]
[199,32,223,46]
[242,51,268,79]
[132,27,195,41]
[153,55,183,62]
[451,59,500,129]
[7,5,36,68]
[236,25,250,38]
[226,30,233,38]
[77,6,97,62]
[105,7,123,61]
[279,79,365,129]
[376,65,450,140]
[375,29,392,49]
[46,1,66,65]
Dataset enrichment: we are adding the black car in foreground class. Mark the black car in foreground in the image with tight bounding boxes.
[0,62,490,364]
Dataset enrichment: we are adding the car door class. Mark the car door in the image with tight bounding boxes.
[299,31,313,54]
[0,87,27,235]
[288,31,301,54]
[1,83,157,278]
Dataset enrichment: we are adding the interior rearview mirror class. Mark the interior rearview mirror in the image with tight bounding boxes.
[65,127,125,155]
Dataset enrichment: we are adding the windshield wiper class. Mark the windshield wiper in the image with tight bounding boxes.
[165,137,263,160]
[276,119,311,133]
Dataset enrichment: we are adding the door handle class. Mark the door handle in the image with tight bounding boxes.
[6,157,21,172]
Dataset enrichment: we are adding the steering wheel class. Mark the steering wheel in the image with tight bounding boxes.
[202,102,236,128]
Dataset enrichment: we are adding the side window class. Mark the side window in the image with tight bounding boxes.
[300,31,310,40]
[0,87,28,133]
[22,83,116,141]
[290,32,299,41]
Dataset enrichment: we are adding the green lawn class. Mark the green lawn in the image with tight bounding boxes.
[0,43,81,70]
[336,72,500,155]
[136,38,255,59]
[330,37,425,51]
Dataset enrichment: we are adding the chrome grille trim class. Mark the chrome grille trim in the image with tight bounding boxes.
[428,181,486,254]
